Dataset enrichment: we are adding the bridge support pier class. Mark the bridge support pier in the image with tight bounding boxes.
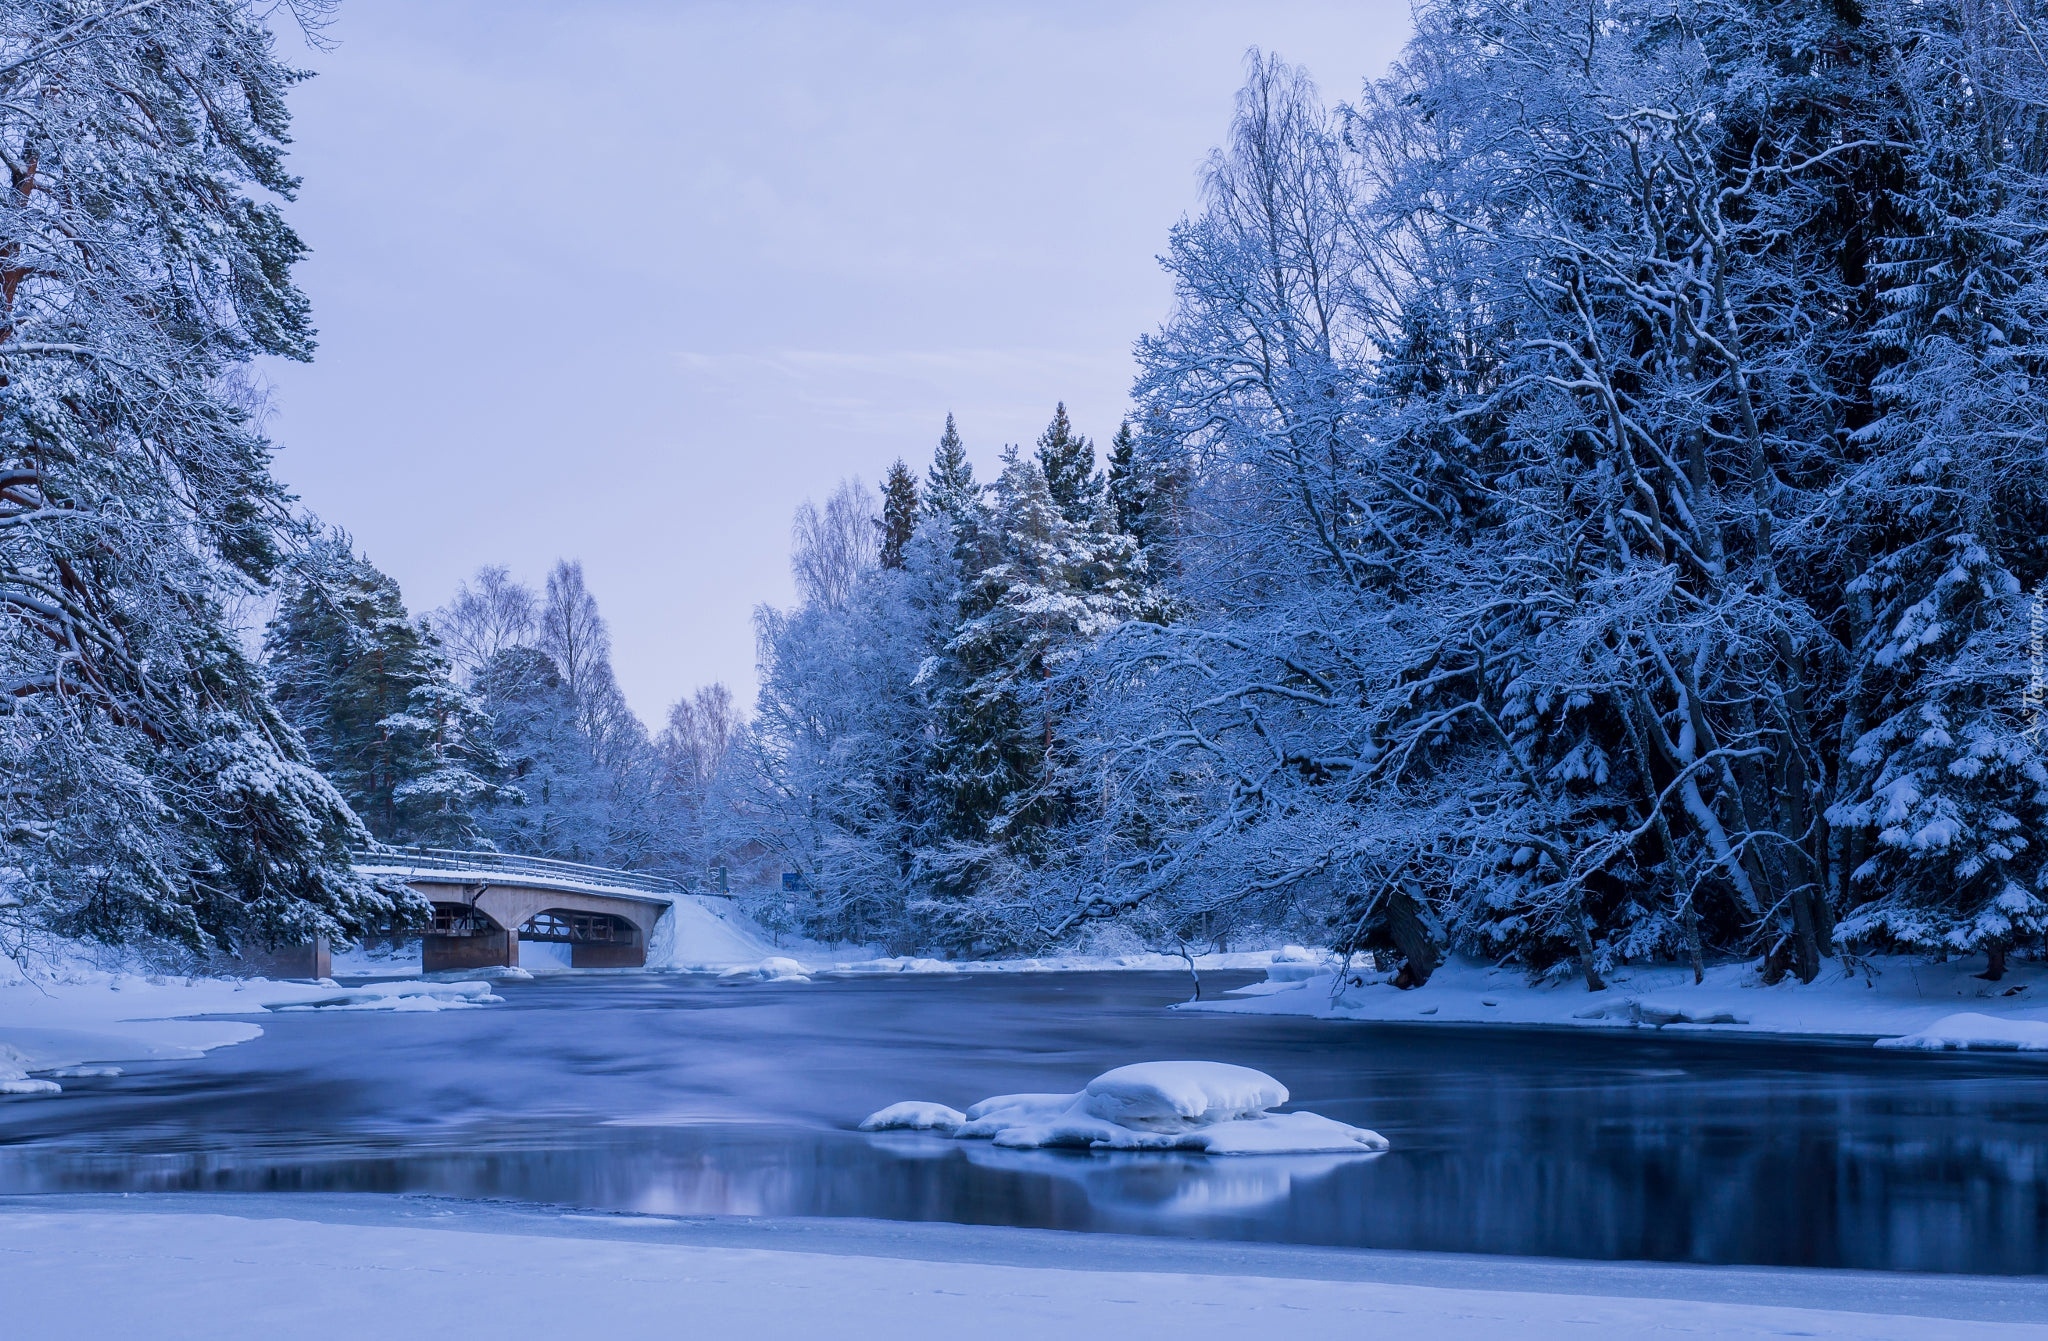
[568,942,645,969]
[423,928,517,973]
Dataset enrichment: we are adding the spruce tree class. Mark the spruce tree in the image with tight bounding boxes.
[266,538,506,849]
[1106,419,1144,536]
[1034,402,1099,526]
[922,447,1149,931]
[1105,412,1190,562]
[876,460,920,570]
[470,645,604,862]
[924,414,979,522]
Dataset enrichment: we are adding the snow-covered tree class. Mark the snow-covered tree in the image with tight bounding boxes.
[434,565,538,682]
[0,0,412,954]
[266,537,507,848]
[745,483,953,943]
[1057,3,2048,983]
[470,643,601,861]
[876,460,919,570]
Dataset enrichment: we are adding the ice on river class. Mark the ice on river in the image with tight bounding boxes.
[862,1060,1387,1155]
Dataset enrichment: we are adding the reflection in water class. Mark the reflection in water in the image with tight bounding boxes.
[949,1142,1366,1217]
[0,972,2043,1273]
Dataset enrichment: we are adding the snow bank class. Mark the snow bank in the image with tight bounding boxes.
[862,1060,1387,1155]
[836,956,961,975]
[1875,1013,2048,1052]
[1,956,510,1097]
[0,1043,61,1095]
[6,1207,2025,1341]
[651,895,785,970]
[717,956,812,984]
[1195,953,2048,1049]
[826,945,1341,976]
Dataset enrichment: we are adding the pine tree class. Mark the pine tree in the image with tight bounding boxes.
[266,537,506,849]
[876,461,920,569]
[0,2,410,953]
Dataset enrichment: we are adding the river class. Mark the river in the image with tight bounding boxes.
[1,971,2041,1273]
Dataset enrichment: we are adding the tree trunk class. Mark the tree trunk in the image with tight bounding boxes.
[1387,882,1446,988]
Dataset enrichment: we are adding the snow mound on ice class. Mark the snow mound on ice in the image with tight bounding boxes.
[837,957,960,975]
[859,1101,966,1132]
[862,1061,1386,1155]
[1082,1061,1288,1130]
[717,957,811,983]
[268,981,500,1012]
[1875,1012,2048,1052]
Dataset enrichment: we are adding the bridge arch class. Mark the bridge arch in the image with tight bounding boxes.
[518,908,642,969]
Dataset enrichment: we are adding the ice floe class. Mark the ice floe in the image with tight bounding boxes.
[861,1060,1387,1155]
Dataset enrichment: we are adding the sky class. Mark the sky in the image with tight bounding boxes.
[260,0,1413,723]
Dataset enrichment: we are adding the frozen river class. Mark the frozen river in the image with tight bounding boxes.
[1,971,2042,1274]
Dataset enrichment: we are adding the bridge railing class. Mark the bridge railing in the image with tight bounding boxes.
[353,846,692,900]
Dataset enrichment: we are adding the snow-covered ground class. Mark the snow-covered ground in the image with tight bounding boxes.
[0,1198,2038,1340]
[1192,952,2048,1050]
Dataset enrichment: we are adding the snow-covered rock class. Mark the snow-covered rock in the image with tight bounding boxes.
[1875,1012,2048,1052]
[863,1061,1387,1155]
[1080,1061,1288,1130]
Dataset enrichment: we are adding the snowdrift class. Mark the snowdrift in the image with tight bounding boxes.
[717,957,812,983]
[861,1061,1387,1155]
[1875,1013,2048,1052]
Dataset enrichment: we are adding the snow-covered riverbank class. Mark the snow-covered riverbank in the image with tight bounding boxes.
[1190,953,2048,1051]
[0,955,500,1095]
[1,1196,2040,1340]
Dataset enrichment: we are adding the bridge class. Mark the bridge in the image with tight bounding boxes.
[354,847,686,973]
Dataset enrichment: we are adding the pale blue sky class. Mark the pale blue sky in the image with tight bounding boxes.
[262,0,1411,720]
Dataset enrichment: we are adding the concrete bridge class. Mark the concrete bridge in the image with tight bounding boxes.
[354,848,684,973]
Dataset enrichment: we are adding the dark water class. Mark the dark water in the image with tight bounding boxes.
[1,971,2043,1273]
